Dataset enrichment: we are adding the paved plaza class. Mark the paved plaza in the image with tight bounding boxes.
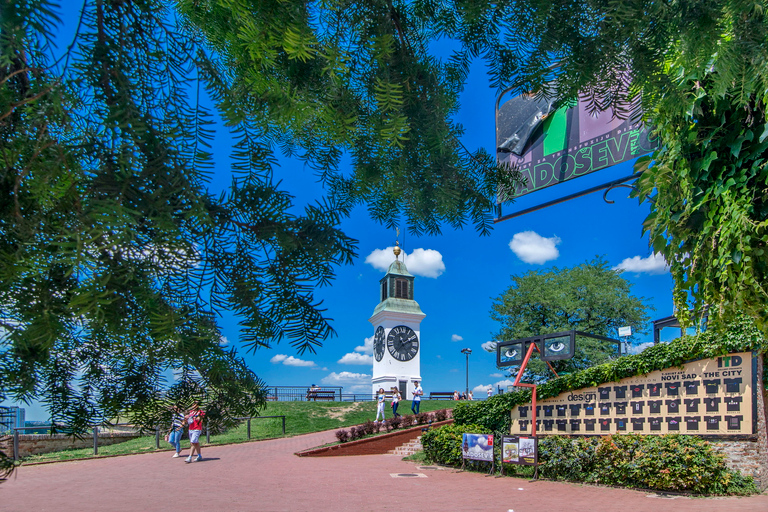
[2,429,767,511]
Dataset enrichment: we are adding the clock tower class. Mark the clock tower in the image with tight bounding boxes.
[369,243,425,398]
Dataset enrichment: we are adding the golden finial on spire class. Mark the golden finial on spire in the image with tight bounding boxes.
[393,228,401,260]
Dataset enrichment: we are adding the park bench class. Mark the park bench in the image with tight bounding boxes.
[429,392,455,400]
[306,390,336,401]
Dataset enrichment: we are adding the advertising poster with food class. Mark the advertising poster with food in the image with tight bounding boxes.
[510,352,755,437]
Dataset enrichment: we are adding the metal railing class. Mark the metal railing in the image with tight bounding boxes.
[10,415,286,460]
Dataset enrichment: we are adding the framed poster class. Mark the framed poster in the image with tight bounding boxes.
[502,436,537,465]
[462,433,494,462]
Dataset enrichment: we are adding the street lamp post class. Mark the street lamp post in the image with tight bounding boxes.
[461,348,472,397]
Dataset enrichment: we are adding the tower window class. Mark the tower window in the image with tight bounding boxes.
[395,279,409,299]
[381,281,387,302]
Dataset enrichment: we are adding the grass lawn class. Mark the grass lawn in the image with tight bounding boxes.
[21,399,453,463]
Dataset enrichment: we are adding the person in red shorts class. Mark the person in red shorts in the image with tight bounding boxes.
[184,402,205,463]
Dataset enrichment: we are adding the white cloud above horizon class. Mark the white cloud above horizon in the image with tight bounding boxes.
[509,231,561,264]
[339,335,374,365]
[365,247,446,278]
[451,334,463,342]
[337,352,373,365]
[613,253,670,275]
[320,371,371,389]
[270,354,316,367]
[481,341,497,353]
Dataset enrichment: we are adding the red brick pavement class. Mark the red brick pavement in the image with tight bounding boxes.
[2,430,767,512]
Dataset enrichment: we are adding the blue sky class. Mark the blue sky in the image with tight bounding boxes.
[8,7,681,419]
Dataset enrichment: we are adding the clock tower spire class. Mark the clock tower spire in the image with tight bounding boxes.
[369,242,425,398]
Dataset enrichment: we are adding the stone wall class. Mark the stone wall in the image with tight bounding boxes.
[296,419,454,457]
[0,431,141,458]
[712,354,768,490]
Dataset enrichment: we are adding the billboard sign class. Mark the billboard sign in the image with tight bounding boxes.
[496,94,657,202]
[510,352,756,437]
[462,433,494,462]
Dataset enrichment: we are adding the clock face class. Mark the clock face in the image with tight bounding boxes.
[387,325,419,362]
[373,326,385,362]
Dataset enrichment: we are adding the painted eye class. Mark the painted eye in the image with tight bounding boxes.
[504,348,518,359]
[548,342,565,353]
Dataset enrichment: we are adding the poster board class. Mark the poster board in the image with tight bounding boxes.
[462,433,494,461]
[510,352,755,437]
[502,436,537,465]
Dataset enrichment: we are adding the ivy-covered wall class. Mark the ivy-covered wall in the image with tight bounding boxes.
[453,317,768,488]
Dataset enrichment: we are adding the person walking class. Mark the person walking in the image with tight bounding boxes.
[167,405,185,458]
[487,385,493,398]
[375,388,386,423]
[411,380,423,415]
[390,387,401,418]
[184,402,205,463]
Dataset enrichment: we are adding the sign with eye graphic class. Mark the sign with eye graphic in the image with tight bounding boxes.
[496,330,620,367]
[509,352,756,437]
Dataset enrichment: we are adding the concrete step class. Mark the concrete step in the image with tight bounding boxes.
[388,436,423,456]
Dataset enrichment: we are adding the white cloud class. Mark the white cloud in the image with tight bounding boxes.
[321,371,371,386]
[451,334,463,342]
[493,379,516,390]
[338,352,373,365]
[628,342,654,355]
[219,336,229,346]
[270,354,316,367]
[481,341,497,352]
[355,336,373,355]
[509,231,561,264]
[365,247,446,278]
[613,253,669,275]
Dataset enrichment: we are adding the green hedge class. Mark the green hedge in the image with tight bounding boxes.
[538,434,757,495]
[454,316,767,433]
[422,427,757,495]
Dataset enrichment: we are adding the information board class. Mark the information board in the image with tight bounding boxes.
[510,352,755,436]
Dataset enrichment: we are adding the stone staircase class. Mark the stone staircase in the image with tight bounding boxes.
[388,435,423,456]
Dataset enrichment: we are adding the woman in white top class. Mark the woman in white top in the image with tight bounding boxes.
[390,387,401,418]
[375,388,386,423]
[166,405,185,457]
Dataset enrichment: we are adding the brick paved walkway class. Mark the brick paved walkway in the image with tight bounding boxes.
[2,430,767,512]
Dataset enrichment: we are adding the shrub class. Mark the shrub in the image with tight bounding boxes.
[433,409,447,421]
[400,415,414,427]
[373,421,382,433]
[363,420,375,435]
[383,420,393,432]
[416,412,430,424]
[537,434,759,495]
[335,429,349,443]
[388,416,402,430]
[421,423,492,466]
[348,426,362,440]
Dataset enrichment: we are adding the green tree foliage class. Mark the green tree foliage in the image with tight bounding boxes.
[0,0,359,434]
[489,257,652,379]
